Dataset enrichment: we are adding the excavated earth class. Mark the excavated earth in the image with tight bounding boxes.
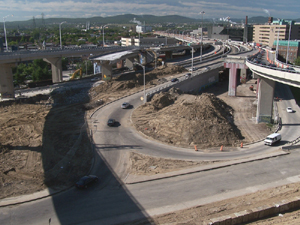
[1,63,300,224]
[132,89,244,149]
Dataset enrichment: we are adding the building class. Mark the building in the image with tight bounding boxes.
[136,25,152,33]
[207,26,246,41]
[121,36,177,47]
[273,40,300,63]
[253,19,300,47]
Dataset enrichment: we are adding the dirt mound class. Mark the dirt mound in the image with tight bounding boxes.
[132,92,244,148]
[151,88,181,110]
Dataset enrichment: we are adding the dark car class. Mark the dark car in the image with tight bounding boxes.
[286,67,295,72]
[171,78,179,82]
[75,175,98,189]
[268,63,277,68]
[107,118,115,127]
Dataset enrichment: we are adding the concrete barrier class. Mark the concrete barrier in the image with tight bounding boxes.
[206,196,300,225]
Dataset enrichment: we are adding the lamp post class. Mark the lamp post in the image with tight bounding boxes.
[199,11,205,62]
[3,14,13,52]
[135,62,146,103]
[102,24,109,47]
[276,19,281,61]
[286,21,292,64]
[59,21,66,49]
[189,46,194,76]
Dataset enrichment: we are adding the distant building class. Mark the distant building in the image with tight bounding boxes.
[207,26,246,41]
[273,40,300,63]
[121,36,177,47]
[253,19,300,47]
[136,25,152,33]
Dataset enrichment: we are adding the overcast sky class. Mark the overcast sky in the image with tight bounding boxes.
[1,0,299,22]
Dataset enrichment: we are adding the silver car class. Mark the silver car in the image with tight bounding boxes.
[121,102,130,109]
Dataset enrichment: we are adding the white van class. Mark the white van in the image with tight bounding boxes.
[264,133,281,146]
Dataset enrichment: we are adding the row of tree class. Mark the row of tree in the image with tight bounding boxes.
[13,57,95,86]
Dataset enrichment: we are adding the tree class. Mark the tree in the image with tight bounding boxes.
[77,60,93,75]
[13,63,33,85]
[294,57,300,66]
[31,59,51,81]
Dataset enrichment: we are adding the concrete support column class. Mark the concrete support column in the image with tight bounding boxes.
[101,61,112,80]
[116,60,123,69]
[228,63,238,96]
[165,51,173,60]
[256,77,275,123]
[240,69,247,84]
[0,63,15,99]
[256,77,260,98]
[43,57,63,83]
[224,62,248,96]
[125,57,135,70]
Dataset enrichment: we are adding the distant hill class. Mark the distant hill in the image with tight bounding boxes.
[2,14,200,29]
[2,14,300,29]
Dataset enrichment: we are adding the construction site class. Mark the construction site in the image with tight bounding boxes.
[1,63,300,224]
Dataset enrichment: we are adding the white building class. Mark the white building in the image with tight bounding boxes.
[136,25,152,33]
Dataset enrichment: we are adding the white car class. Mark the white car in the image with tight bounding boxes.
[189,67,196,72]
[121,102,130,109]
[286,107,293,113]
[185,73,191,79]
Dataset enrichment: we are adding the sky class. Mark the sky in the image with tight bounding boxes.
[1,0,299,22]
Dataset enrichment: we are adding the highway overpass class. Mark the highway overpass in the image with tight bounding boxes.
[224,51,300,123]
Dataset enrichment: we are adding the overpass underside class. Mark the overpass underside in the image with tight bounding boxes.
[225,59,276,124]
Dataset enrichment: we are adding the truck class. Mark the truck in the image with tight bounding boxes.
[264,133,281,146]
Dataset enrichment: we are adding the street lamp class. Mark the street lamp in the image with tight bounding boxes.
[59,21,66,49]
[276,19,281,61]
[189,46,194,76]
[3,14,13,52]
[286,20,292,64]
[102,24,109,47]
[135,62,146,103]
[199,11,205,62]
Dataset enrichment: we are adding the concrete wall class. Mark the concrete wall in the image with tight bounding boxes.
[173,69,219,93]
[146,67,221,101]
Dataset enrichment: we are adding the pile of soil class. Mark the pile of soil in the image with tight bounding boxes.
[132,89,244,148]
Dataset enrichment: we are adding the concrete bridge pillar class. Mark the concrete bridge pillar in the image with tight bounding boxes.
[165,51,173,60]
[256,77,275,123]
[43,57,63,83]
[101,61,112,80]
[240,69,247,83]
[116,60,123,69]
[125,57,135,70]
[256,78,260,98]
[0,63,15,99]
[224,62,248,96]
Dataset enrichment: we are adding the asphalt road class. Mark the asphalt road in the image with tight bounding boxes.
[1,57,300,225]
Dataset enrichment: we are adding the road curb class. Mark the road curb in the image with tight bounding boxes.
[125,149,289,184]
